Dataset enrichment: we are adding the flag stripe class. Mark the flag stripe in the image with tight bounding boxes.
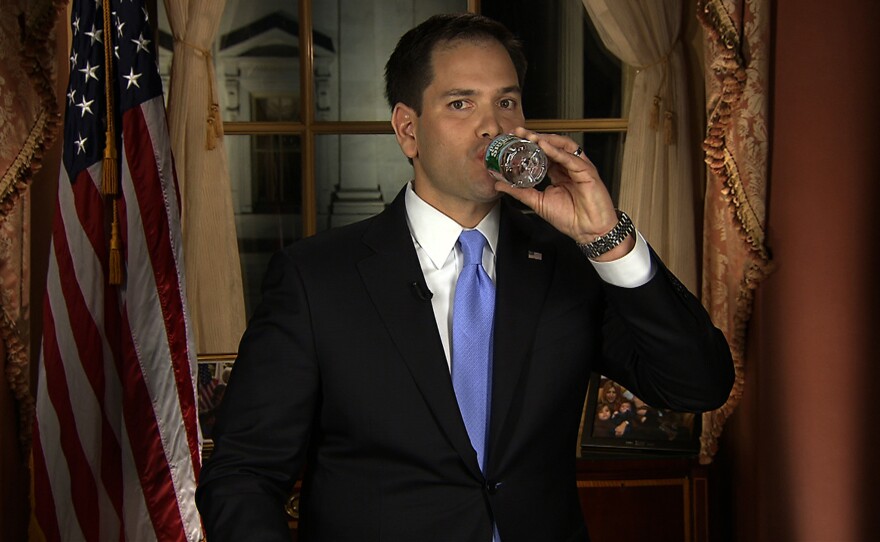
[40,286,101,541]
[124,101,200,471]
[47,191,129,540]
[57,171,127,528]
[120,100,200,540]
[32,383,68,542]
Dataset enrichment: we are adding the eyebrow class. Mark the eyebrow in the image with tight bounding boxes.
[442,85,522,98]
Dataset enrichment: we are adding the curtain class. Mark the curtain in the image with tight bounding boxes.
[164,0,246,354]
[0,0,64,454]
[582,0,699,292]
[697,0,772,463]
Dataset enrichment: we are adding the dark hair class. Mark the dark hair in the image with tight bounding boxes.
[384,13,527,115]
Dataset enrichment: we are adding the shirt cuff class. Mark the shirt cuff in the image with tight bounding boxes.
[589,231,654,288]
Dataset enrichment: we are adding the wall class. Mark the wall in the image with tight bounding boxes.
[713,0,880,540]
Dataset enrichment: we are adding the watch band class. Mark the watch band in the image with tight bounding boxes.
[576,210,635,259]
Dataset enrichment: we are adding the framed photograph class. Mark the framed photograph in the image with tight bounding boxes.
[197,353,236,456]
[580,374,701,456]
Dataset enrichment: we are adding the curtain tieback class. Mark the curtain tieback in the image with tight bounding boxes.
[636,41,679,146]
[174,37,224,150]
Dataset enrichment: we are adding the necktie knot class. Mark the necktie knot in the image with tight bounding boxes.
[459,229,487,267]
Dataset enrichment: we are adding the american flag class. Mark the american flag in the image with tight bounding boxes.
[30,0,202,541]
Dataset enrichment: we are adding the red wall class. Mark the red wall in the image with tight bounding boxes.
[716,1,880,540]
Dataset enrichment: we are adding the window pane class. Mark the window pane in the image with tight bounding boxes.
[227,133,303,316]
[481,0,622,119]
[157,1,302,122]
[315,134,412,230]
[312,0,467,121]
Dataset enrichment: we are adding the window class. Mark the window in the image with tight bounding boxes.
[157,0,626,315]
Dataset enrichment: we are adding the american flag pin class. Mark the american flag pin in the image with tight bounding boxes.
[528,251,543,260]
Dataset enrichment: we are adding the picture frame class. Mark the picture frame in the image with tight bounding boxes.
[197,353,237,457]
[580,373,701,456]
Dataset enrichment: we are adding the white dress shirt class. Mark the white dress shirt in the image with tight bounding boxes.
[404,182,654,370]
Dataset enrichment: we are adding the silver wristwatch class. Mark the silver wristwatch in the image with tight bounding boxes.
[576,210,635,259]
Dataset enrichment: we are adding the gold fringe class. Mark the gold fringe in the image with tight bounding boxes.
[109,201,124,285]
[2,0,68,460]
[696,0,773,464]
[2,311,35,457]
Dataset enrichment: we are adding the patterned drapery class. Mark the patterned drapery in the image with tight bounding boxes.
[698,0,772,463]
[0,0,65,453]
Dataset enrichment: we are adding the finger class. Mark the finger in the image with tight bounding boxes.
[494,180,543,209]
[513,128,580,154]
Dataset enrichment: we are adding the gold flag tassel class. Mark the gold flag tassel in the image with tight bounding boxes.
[109,200,124,285]
[102,139,119,196]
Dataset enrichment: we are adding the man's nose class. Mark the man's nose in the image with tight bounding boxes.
[477,109,504,140]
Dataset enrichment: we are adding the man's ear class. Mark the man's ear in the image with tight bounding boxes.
[391,103,418,160]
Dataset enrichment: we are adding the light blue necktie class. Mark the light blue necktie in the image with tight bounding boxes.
[452,229,495,473]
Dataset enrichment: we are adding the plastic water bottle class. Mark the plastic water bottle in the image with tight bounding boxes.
[484,134,548,188]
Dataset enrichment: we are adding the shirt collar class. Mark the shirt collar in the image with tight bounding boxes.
[404,181,500,270]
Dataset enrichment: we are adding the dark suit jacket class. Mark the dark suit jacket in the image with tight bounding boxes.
[196,187,734,542]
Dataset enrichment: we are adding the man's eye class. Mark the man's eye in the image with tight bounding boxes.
[450,100,466,110]
[499,99,515,109]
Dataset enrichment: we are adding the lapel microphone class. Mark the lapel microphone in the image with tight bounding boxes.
[410,281,433,301]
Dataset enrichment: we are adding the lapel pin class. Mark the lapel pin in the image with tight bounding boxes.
[527,251,543,261]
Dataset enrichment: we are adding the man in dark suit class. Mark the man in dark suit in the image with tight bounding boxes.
[196,13,734,542]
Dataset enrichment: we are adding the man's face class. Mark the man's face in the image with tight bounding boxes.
[408,38,524,226]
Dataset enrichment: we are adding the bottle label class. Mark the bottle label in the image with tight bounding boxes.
[484,134,521,174]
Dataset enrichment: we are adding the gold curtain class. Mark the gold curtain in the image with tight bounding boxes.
[697,0,772,463]
[0,0,65,454]
[164,0,247,354]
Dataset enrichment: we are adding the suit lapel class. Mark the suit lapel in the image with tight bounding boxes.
[358,190,483,479]
[488,203,555,464]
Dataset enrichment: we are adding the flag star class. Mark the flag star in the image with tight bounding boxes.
[76,96,95,117]
[75,134,88,155]
[123,68,143,89]
[132,33,151,54]
[142,7,150,22]
[117,20,126,38]
[67,88,77,105]
[72,15,80,34]
[79,61,101,82]
[70,51,78,70]
[115,45,120,59]
[85,24,103,45]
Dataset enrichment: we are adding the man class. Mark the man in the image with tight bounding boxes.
[196,13,733,542]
